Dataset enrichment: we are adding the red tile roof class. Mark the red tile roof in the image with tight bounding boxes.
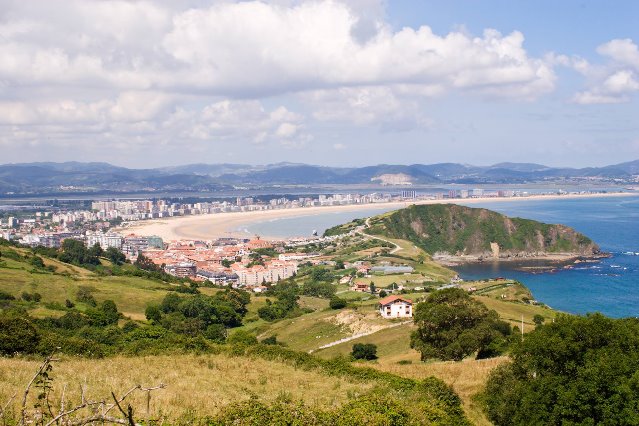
[378,295,413,306]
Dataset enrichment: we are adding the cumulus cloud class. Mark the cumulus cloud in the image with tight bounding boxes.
[0,0,554,98]
[573,38,639,104]
[306,86,432,132]
[0,0,560,163]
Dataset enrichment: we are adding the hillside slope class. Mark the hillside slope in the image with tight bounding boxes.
[367,204,601,260]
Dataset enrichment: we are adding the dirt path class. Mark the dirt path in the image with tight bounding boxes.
[309,320,411,353]
[356,218,402,254]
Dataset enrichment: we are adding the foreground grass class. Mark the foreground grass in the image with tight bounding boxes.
[374,356,508,426]
[0,354,375,422]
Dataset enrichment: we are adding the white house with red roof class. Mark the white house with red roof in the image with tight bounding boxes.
[378,295,413,319]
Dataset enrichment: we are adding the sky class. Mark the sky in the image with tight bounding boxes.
[0,0,638,168]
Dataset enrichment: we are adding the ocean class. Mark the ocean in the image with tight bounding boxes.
[245,195,639,318]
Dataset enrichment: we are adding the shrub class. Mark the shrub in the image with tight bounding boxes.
[0,291,15,301]
[205,324,227,343]
[145,305,162,323]
[329,296,347,310]
[351,343,378,360]
[0,315,40,355]
[76,286,97,307]
[261,335,278,345]
[227,329,258,346]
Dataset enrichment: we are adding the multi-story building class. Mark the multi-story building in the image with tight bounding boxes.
[86,231,123,250]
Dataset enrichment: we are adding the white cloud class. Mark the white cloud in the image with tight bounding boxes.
[306,86,432,131]
[0,0,554,99]
[0,0,566,163]
[573,38,639,104]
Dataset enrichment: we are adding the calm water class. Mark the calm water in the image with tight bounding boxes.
[246,196,639,318]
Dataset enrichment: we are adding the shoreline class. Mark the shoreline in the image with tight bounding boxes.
[433,252,609,267]
[117,192,637,241]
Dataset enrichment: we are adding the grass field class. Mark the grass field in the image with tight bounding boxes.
[0,256,171,320]
[374,357,508,426]
[0,354,376,422]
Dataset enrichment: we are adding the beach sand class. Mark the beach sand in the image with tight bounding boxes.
[117,192,636,241]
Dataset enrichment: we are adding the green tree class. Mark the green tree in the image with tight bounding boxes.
[134,253,162,272]
[378,290,388,298]
[0,314,40,355]
[533,314,545,327]
[410,288,511,361]
[88,242,104,258]
[351,343,378,360]
[29,255,45,268]
[484,313,639,426]
[145,305,162,323]
[105,247,126,265]
[329,296,347,310]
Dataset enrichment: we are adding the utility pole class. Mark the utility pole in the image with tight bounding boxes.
[521,315,524,341]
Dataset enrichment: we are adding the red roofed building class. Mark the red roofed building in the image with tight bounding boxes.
[378,295,413,319]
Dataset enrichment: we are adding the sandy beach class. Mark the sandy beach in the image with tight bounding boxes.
[117,192,637,241]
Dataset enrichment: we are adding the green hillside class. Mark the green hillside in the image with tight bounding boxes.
[367,204,600,257]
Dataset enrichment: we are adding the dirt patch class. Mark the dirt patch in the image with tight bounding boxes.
[329,310,388,336]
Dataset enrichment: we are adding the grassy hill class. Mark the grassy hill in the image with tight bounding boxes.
[0,236,559,424]
[367,204,600,257]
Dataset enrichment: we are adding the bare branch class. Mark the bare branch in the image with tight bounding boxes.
[0,393,16,418]
[19,354,58,425]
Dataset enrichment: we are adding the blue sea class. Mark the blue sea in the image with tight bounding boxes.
[246,196,639,318]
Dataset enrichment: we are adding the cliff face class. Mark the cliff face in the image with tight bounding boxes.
[368,204,601,258]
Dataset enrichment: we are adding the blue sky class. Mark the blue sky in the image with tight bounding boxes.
[0,0,637,168]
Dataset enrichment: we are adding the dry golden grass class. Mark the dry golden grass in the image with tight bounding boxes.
[0,354,374,422]
[373,356,508,426]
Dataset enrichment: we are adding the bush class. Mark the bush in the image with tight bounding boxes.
[76,286,97,307]
[205,324,227,343]
[0,314,40,355]
[261,335,278,345]
[0,291,15,301]
[351,343,378,360]
[21,292,42,302]
[227,329,258,346]
[329,296,347,310]
[145,305,162,323]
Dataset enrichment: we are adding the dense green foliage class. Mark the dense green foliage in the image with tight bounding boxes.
[59,239,101,266]
[329,296,347,309]
[258,281,301,321]
[411,288,512,361]
[0,314,40,355]
[371,204,597,255]
[351,343,378,360]
[484,313,639,425]
[0,288,250,357]
[149,289,251,335]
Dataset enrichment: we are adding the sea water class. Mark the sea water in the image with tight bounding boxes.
[246,195,639,318]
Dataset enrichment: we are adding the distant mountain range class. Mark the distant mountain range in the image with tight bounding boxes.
[1,160,638,195]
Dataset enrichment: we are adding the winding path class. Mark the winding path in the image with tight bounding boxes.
[355,217,402,254]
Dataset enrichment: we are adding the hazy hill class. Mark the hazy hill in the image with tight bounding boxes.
[1,159,638,194]
[367,204,601,258]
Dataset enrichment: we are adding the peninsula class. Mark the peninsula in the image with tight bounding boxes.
[361,204,604,264]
